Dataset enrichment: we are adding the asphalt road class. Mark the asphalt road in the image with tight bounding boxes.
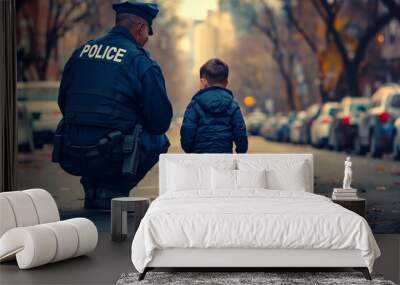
[17,127,400,234]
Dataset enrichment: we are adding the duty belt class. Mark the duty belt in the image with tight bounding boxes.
[63,145,100,158]
[53,124,143,176]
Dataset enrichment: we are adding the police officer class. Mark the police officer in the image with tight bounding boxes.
[53,2,173,209]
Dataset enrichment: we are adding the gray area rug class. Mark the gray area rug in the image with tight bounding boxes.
[116,272,396,285]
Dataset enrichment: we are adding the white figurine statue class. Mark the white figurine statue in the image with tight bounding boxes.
[343,156,352,189]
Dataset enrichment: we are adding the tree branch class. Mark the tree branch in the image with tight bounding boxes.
[311,0,328,21]
[381,0,400,21]
[53,1,63,30]
[57,10,90,38]
[318,0,350,66]
[46,0,54,34]
[251,17,278,45]
[249,0,295,109]
[56,2,81,32]
[286,2,317,52]
[353,11,394,65]
[331,0,343,16]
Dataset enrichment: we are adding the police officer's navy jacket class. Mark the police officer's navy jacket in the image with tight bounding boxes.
[58,26,172,153]
[180,86,248,153]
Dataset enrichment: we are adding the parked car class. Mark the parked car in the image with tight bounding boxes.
[354,84,400,157]
[328,97,370,151]
[260,115,279,141]
[290,111,307,144]
[245,109,267,136]
[300,104,321,144]
[17,102,34,152]
[310,102,340,148]
[274,113,290,142]
[393,117,400,160]
[17,81,61,148]
[276,112,297,142]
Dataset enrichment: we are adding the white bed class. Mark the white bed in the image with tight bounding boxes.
[131,154,380,280]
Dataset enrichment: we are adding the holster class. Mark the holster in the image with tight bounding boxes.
[122,124,143,176]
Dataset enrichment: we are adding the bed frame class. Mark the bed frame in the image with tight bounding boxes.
[138,154,371,281]
[141,248,370,280]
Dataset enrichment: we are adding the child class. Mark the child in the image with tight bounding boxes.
[180,58,248,153]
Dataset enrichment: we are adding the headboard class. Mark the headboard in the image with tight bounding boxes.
[159,154,314,195]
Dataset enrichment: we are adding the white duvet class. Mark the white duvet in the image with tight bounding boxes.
[131,190,380,273]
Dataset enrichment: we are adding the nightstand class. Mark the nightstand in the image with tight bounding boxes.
[111,197,150,242]
[332,198,366,218]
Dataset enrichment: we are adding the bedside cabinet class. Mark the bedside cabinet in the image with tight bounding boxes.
[332,198,366,218]
[111,197,150,242]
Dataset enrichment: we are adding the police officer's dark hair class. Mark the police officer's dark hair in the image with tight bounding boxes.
[200,58,229,84]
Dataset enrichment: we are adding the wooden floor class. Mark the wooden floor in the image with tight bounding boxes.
[1,214,398,285]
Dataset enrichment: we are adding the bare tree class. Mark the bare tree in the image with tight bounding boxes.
[17,0,98,80]
[312,0,394,98]
[40,0,96,79]
[250,2,297,111]
[285,0,330,103]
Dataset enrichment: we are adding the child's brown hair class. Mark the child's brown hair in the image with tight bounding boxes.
[199,58,229,85]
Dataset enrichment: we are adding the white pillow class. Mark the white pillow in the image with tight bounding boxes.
[168,162,211,191]
[238,159,308,191]
[236,169,267,189]
[167,159,235,171]
[266,165,306,191]
[211,168,236,190]
[211,169,267,191]
[166,159,235,192]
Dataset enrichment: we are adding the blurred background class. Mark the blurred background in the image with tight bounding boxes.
[15,0,400,234]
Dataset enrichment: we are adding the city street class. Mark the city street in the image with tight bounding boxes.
[17,127,400,234]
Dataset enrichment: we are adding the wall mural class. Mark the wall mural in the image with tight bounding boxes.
[15,0,400,234]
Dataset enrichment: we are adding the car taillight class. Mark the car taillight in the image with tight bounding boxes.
[53,110,61,116]
[342,116,351,126]
[378,112,391,124]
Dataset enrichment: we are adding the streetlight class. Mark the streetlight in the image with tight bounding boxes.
[244,96,256,107]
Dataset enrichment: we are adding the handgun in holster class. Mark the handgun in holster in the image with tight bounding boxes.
[122,124,143,176]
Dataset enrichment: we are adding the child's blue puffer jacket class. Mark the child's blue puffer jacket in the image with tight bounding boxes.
[180,86,248,153]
